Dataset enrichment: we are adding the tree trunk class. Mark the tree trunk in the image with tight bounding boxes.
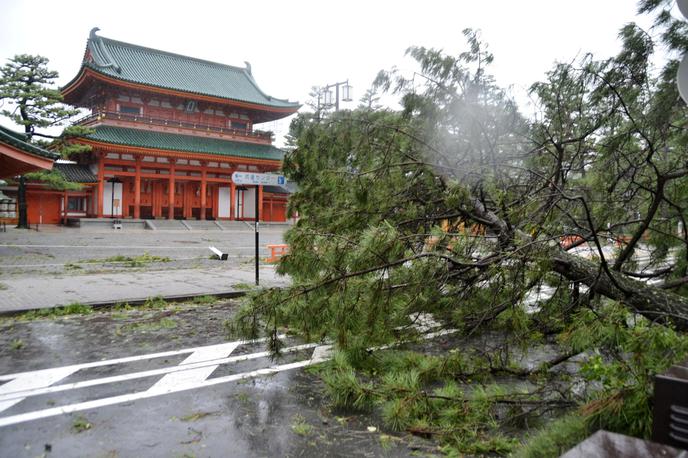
[551,247,688,331]
[16,176,28,229]
[469,202,688,331]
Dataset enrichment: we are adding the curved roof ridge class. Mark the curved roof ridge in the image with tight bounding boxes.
[64,29,301,117]
[96,33,250,75]
[88,28,122,73]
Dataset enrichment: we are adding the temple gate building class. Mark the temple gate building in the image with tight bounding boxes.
[23,28,300,225]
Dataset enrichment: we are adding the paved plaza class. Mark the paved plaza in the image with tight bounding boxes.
[0,225,290,312]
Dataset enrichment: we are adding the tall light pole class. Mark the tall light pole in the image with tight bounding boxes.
[317,80,353,120]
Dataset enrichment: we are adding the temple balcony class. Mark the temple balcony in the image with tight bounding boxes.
[74,111,274,145]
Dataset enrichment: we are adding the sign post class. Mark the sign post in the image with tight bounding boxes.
[231,172,287,286]
[255,186,259,285]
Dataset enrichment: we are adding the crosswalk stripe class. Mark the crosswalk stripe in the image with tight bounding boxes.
[0,343,317,404]
[0,359,313,428]
[0,336,284,381]
[0,367,80,415]
[0,321,456,428]
[148,341,259,393]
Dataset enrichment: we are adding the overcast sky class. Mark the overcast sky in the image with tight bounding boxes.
[0,0,662,146]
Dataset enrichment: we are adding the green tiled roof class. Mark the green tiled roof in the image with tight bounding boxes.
[263,183,297,194]
[0,125,60,160]
[54,163,98,183]
[86,125,285,161]
[70,28,299,111]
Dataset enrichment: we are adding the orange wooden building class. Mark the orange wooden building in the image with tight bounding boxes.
[0,125,60,226]
[25,28,299,225]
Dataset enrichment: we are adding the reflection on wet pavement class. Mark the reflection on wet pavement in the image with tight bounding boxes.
[0,300,435,457]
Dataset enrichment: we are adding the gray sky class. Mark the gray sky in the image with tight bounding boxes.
[0,0,660,145]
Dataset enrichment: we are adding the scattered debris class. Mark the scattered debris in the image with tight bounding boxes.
[72,416,92,433]
[291,414,313,436]
[208,246,228,260]
[180,411,220,422]
[180,427,203,444]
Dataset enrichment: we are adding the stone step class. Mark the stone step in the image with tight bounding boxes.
[149,220,188,230]
[216,220,254,231]
[184,220,222,230]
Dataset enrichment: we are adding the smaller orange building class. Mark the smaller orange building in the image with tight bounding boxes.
[23,163,99,225]
[0,125,60,226]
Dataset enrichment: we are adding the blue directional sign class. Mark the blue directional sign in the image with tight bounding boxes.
[231,172,287,186]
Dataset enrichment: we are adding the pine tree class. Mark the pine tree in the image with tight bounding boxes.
[0,54,91,227]
[1,55,73,137]
[232,4,688,454]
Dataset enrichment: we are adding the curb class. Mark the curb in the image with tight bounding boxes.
[0,290,251,317]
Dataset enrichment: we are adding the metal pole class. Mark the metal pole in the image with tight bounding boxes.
[335,83,340,112]
[255,185,259,286]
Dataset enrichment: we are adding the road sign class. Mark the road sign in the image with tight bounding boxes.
[679,0,688,104]
[680,54,688,105]
[231,172,286,186]
[230,171,286,286]
[679,0,688,20]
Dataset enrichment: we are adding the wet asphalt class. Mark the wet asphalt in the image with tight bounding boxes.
[0,300,437,458]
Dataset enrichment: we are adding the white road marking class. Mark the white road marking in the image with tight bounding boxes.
[310,344,333,364]
[0,367,80,414]
[0,324,457,428]
[0,360,312,428]
[147,341,254,393]
[0,344,317,403]
[0,336,284,382]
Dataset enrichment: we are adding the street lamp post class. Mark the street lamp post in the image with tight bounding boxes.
[317,80,352,120]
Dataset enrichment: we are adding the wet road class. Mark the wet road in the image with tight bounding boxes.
[0,300,435,457]
[0,226,289,278]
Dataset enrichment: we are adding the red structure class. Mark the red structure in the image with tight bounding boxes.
[0,126,61,227]
[0,126,58,179]
[24,28,299,225]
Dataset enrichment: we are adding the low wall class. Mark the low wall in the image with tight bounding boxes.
[71,218,149,230]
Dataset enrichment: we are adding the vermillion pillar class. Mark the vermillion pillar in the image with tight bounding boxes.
[134,156,141,219]
[200,165,207,220]
[97,154,104,218]
[168,159,176,219]
[152,182,161,218]
[184,183,192,219]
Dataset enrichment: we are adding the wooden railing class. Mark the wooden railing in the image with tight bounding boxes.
[74,111,274,141]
